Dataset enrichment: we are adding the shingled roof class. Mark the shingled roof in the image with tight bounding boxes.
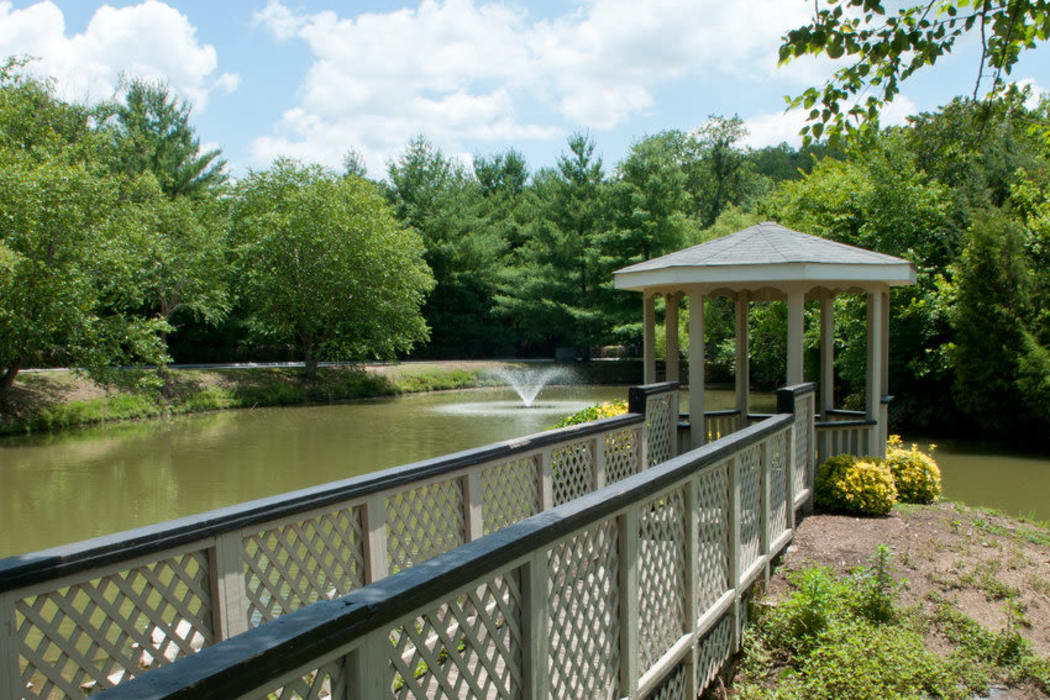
[613,221,916,290]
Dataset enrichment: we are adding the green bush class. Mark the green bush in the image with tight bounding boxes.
[552,400,628,428]
[885,435,942,504]
[815,454,897,516]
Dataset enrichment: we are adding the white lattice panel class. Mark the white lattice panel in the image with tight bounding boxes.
[638,489,687,672]
[695,462,730,613]
[481,456,540,534]
[547,520,620,699]
[551,442,593,506]
[16,550,213,698]
[793,395,812,496]
[737,444,762,575]
[389,571,521,699]
[387,480,466,573]
[242,506,366,626]
[645,394,674,467]
[644,662,688,700]
[255,660,345,700]
[603,428,638,484]
[695,615,732,694]
[768,431,789,542]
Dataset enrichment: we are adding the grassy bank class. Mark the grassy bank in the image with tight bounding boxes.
[0,362,509,436]
[723,502,1050,699]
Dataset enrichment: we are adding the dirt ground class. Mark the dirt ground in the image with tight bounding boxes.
[765,502,1050,698]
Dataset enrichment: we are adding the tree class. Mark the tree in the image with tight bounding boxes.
[0,63,167,399]
[122,174,231,338]
[387,136,508,357]
[780,0,1050,142]
[100,78,226,198]
[683,116,757,227]
[231,159,434,377]
[495,134,610,356]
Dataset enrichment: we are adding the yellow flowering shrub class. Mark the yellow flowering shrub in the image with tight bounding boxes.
[552,400,629,428]
[885,435,942,504]
[815,454,898,516]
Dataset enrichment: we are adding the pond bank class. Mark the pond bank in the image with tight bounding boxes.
[722,502,1050,699]
[0,361,512,436]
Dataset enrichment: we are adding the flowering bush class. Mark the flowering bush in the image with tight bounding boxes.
[552,400,628,428]
[885,435,942,504]
[816,454,898,516]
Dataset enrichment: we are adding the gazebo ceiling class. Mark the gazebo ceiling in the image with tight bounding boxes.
[613,221,916,291]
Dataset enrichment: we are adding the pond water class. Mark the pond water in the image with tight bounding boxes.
[1,385,1047,557]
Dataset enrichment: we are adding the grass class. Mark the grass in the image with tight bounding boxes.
[730,546,1050,699]
[0,364,504,436]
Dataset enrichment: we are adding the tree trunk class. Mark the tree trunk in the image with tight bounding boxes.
[0,363,22,405]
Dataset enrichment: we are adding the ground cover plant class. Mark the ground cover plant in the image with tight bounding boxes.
[722,503,1050,699]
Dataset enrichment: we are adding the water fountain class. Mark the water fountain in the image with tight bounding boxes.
[488,366,571,407]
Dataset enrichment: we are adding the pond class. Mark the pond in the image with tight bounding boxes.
[1,385,1047,557]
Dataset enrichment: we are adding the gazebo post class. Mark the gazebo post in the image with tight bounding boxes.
[734,292,750,428]
[665,293,680,383]
[819,291,835,417]
[687,289,705,449]
[786,288,805,385]
[865,290,885,457]
[643,293,656,384]
[880,290,890,447]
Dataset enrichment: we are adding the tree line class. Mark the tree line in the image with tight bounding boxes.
[2,56,1048,442]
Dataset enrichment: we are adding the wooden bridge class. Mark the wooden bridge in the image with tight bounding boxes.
[0,381,820,699]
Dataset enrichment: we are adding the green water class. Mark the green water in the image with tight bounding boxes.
[1,385,1046,558]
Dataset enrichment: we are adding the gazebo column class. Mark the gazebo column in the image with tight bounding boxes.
[643,293,656,384]
[665,293,680,383]
[865,291,885,457]
[734,292,750,427]
[819,292,835,416]
[786,288,805,386]
[688,289,705,449]
[880,290,890,449]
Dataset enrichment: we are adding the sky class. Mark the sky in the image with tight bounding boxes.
[1,0,1048,179]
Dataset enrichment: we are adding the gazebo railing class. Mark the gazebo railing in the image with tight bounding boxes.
[97,384,817,700]
[629,382,679,466]
[0,405,658,699]
[814,419,877,464]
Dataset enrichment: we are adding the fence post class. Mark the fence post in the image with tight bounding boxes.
[593,437,607,490]
[727,456,742,651]
[539,450,554,510]
[521,553,550,700]
[363,495,389,583]
[618,508,640,698]
[464,471,485,541]
[785,424,797,532]
[345,630,389,698]
[684,478,700,699]
[805,394,816,513]
[759,438,771,585]
[0,592,21,700]
[209,531,250,639]
[628,386,649,471]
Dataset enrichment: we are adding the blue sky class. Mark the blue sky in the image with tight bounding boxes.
[2,0,1047,178]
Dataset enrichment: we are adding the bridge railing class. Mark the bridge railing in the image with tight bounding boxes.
[96,383,816,700]
[0,383,681,699]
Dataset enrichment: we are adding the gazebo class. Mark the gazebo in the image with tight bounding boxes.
[613,221,916,458]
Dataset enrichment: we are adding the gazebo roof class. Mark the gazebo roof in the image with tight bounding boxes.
[614,221,916,291]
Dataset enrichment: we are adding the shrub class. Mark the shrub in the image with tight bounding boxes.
[552,400,628,428]
[885,435,942,504]
[815,454,897,516]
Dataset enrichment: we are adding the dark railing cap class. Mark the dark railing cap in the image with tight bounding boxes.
[814,419,878,428]
[776,382,817,414]
[98,412,792,700]
[628,382,678,414]
[0,413,643,593]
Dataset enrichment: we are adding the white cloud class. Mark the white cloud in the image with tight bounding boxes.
[250,0,814,174]
[1014,78,1047,110]
[0,0,237,111]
